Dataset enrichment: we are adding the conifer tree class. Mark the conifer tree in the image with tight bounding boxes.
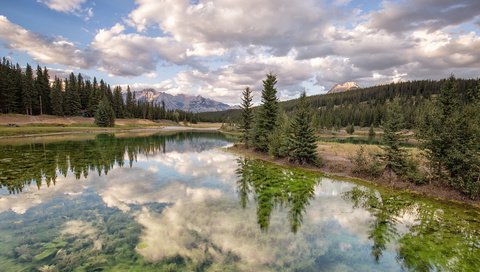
[382,99,408,176]
[41,67,52,114]
[22,64,36,115]
[64,73,81,115]
[253,73,279,151]
[112,86,125,118]
[239,87,254,147]
[87,77,100,116]
[287,91,320,165]
[94,96,115,127]
[50,77,64,116]
[126,86,135,118]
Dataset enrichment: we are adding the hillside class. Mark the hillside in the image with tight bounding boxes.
[197,78,479,128]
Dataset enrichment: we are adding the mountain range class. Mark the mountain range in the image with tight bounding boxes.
[132,89,235,113]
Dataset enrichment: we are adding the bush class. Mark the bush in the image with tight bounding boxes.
[351,146,384,178]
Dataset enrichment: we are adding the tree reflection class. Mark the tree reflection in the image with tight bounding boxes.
[0,132,229,194]
[343,186,480,271]
[236,158,319,233]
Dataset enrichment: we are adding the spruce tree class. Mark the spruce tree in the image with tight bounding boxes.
[50,77,64,116]
[382,99,408,176]
[94,96,115,127]
[112,86,125,118]
[126,86,134,118]
[64,73,81,116]
[239,87,254,147]
[41,67,52,114]
[22,64,35,115]
[288,91,320,165]
[253,73,279,151]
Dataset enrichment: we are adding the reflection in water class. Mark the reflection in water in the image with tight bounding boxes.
[0,132,479,271]
[0,132,229,194]
[343,186,480,271]
[236,158,319,233]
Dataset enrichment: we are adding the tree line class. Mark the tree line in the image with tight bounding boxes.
[0,57,199,125]
[198,77,478,130]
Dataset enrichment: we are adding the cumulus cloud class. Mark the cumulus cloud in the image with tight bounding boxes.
[3,0,480,103]
[91,23,189,76]
[0,16,95,68]
[38,0,86,13]
[368,0,480,34]
[127,0,330,54]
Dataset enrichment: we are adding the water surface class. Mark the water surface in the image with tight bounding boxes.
[0,132,478,271]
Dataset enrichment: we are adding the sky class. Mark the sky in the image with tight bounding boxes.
[0,0,479,105]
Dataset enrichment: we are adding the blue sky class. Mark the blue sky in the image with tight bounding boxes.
[0,0,479,104]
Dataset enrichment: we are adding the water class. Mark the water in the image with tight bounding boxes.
[0,132,478,271]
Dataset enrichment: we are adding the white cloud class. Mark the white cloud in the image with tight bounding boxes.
[0,16,94,68]
[38,0,86,13]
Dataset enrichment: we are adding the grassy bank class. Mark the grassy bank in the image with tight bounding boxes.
[0,114,221,137]
[227,142,480,208]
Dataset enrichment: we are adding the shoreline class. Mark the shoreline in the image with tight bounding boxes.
[0,125,220,139]
[227,144,480,208]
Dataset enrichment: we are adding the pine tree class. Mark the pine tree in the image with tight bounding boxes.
[41,67,52,114]
[64,73,81,116]
[125,86,134,118]
[87,77,100,116]
[239,87,254,147]
[94,96,115,127]
[288,91,320,165]
[253,73,279,151]
[382,99,408,176]
[22,64,36,115]
[50,77,64,116]
[112,86,125,118]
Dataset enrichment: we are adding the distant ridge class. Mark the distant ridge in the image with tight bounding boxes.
[327,82,360,94]
[132,89,236,113]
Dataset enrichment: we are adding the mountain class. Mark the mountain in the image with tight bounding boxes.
[327,82,360,94]
[132,89,235,113]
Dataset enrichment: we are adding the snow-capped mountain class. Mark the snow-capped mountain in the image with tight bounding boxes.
[327,82,360,94]
[132,89,235,113]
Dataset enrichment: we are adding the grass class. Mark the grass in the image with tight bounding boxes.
[0,124,167,137]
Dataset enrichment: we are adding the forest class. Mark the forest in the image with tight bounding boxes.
[198,77,479,129]
[0,57,198,124]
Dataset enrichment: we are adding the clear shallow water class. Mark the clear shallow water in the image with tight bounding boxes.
[0,132,479,271]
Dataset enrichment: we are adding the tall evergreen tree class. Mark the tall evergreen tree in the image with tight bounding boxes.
[50,77,64,116]
[94,96,115,127]
[253,73,279,151]
[64,73,81,116]
[41,67,52,114]
[22,64,36,115]
[112,86,125,118]
[239,87,254,147]
[381,99,408,176]
[288,91,320,165]
[125,86,134,118]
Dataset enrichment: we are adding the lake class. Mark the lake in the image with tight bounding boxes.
[0,132,479,271]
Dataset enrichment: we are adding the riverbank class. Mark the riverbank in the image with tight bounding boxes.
[228,144,480,208]
[0,114,221,138]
